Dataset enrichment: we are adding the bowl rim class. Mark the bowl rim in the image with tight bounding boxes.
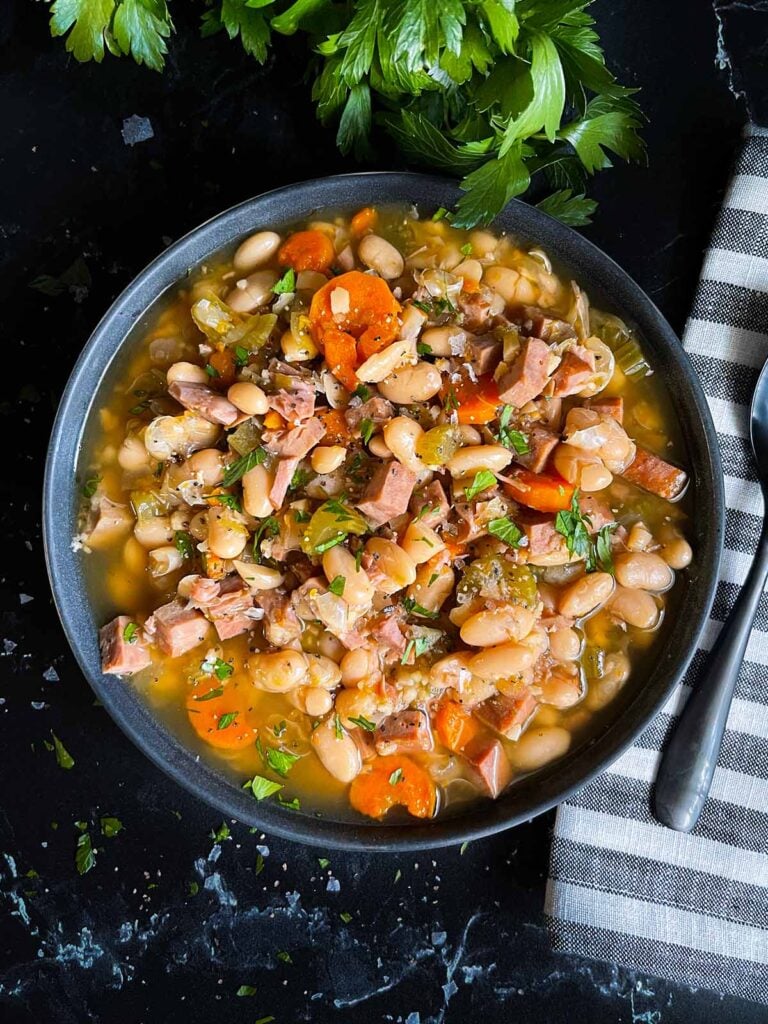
[43,171,724,851]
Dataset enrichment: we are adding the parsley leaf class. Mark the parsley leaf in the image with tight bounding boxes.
[536,189,598,227]
[236,985,257,997]
[213,659,233,681]
[264,746,300,778]
[122,621,139,644]
[247,775,283,801]
[359,417,375,445]
[81,474,100,498]
[272,267,296,294]
[51,732,75,770]
[403,597,439,619]
[193,685,224,702]
[174,530,195,559]
[352,383,371,401]
[100,816,123,838]
[252,516,280,562]
[595,522,619,574]
[328,575,346,597]
[222,447,267,487]
[488,517,524,548]
[217,711,239,730]
[554,489,593,565]
[464,469,497,500]
[496,406,530,454]
[75,830,96,875]
[389,768,404,785]
[348,715,376,732]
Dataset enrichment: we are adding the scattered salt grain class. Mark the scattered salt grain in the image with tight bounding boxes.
[121,115,154,147]
[43,667,59,683]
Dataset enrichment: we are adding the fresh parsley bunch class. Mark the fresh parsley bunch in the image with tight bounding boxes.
[46,0,645,227]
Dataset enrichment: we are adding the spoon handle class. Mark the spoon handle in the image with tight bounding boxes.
[654,527,768,832]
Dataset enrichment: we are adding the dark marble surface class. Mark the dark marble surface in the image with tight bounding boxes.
[1,2,766,1021]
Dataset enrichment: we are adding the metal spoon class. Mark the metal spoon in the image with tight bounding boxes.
[654,357,768,832]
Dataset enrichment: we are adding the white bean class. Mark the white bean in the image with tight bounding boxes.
[311,445,346,475]
[311,717,362,782]
[358,234,405,280]
[247,649,307,692]
[340,647,379,687]
[207,505,248,559]
[446,444,511,478]
[167,361,208,385]
[226,270,279,313]
[227,382,269,416]
[510,726,571,771]
[614,552,674,592]
[364,537,417,594]
[406,560,454,615]
[421,325,468,357]
[322,545,374,607]
[400,521,445,565]
[232,560,284,590]
[148,545,183,577]
[134,515,174,548]
[304,687,334,716]
[368,435,392,459]
[661,536,693,570]
[460,604,538,647]
[378,362,442,404]
[356,339,416,383]
[242,464,274,519]
[609,586,660,629]
[484,265,520,304]
[469,641,538,680]
[558,572,614,618]
[233,230,281,273]
[383,416,424,473]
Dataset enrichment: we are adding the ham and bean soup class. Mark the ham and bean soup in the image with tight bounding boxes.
[81,206,692,822]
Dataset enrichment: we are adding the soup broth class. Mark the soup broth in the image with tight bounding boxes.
[79,205,691,822]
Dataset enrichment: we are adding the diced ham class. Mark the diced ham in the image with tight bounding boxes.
[513,424,559,474]
[202,578,255,641]
[168,381,239,426]
[356,461,417,527]
[521,308,577,344]
[269,456,301,509]
[410,480,450,529]
[369,615,407,659]
[458,286,500,332]
[550,347,596,398]
[146,599,210,658]
[497,337,551,407]
[188,576,221,606]
[467,336,502,376]
[85,497,134,549]
[99,615,151,675]
[474,691,538,740]
[345,395,394,431]
[579,494,615,532]
[522,514,564,557]
[375,709,433,755]
[586,396,624,423]
[463,736,513,797]
[263,416,326,459]
[255,590,303,648]
[621,446,688,501]
[267,379,316,425]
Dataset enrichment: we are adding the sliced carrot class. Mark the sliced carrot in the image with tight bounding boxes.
[503,468,575,513]
[322,327,359,391]
[186,677,255,750]
[443,373,500,425]
[309,270,401,338]
[350,206,378,237]
[278,230,336,273]
[357,319,400,361]
[263,410,285,430]
[349,754,437,820]
[434,700,480,754]
[319,407,353,445]
[208,347,236,387]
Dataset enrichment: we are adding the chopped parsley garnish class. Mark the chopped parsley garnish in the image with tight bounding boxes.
[413,295,456,317]
[496,405,530,454]
[273,267,296,294]
[75,831,96,876]
[294,509,311,523]
[318,857,330,869]
[207,492,241,511]
[401,635,436,664]
[554,489,593,565]
[263,746,300,778]
[222,447,267,487]
[276,950,292,964]
[233,344,250,367]
[389,768,404,785]
[100,817,123,838]
[442,386,459,413]
[464,469,497,500]
[254,1017,275,1024]
[51,732,74,770]
[273,720,287,738]
[359,417,375,445]
[255,852,265,875]
[289,466,311,490]
[314,533,347,554]
[415,503,433,521]
[460,242,473,256]
[352,384,371,401]
[340,911,353,924]
[236,985,257,997]
[348,715,376,732]
[213,659,233,681]
[246,775,283,801]
[193,685,224,702]
[403,597,439,619]
[129,400,150,415]
[209,822,231,843]
[333,713,344,740]
[205,362,220,378]
[428,572,439,587]
[416,341,432,356]
[595,522,619,574]
[488,517,524,548]
[432,207,448,222]
[122,621,139,644]
[277,794,301,811]
[252,516,280,562]
[174,530,194,559]
[354,548,364,572]
[328,575,346,597]
[81,475,101,498]
[217,711,238,730]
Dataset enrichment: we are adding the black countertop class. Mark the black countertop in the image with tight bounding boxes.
[2,2,766,1021]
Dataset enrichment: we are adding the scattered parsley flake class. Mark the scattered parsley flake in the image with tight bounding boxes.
[352,384,371,401]
[273,267,296,294]
[205,363,220,378]
[328,575,346,597]
[348,715,376,732]
[339,911,353,924]
[255,852,265,876]
[277,794,300,811]
[333,713,344,740]
[237,984,257,997]
[210,822,231,843]
[248,775,284,801]
[81,475,100,498]
[403,597,439,619]
[100,817,123,838]
[359,417,375,445]
[222,447,267,487]
[264,746,299,778]
[51,732,74,770]
[416,341,432,356]
[174,530,194,559]
[488,517,524,548]
[276,950,292,964]
[318,857,330,869]
[122,621,138,644]
[217,711,238,730]
[75,831,95,876]
[389,768,404,786]
[460,242,473,256]
[464,469,496,500]
[194,685,224,702]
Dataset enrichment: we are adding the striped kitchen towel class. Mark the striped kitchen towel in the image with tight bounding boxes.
[545,124,768,1004]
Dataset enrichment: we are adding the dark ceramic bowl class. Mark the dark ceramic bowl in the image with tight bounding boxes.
[43,172,724,850]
